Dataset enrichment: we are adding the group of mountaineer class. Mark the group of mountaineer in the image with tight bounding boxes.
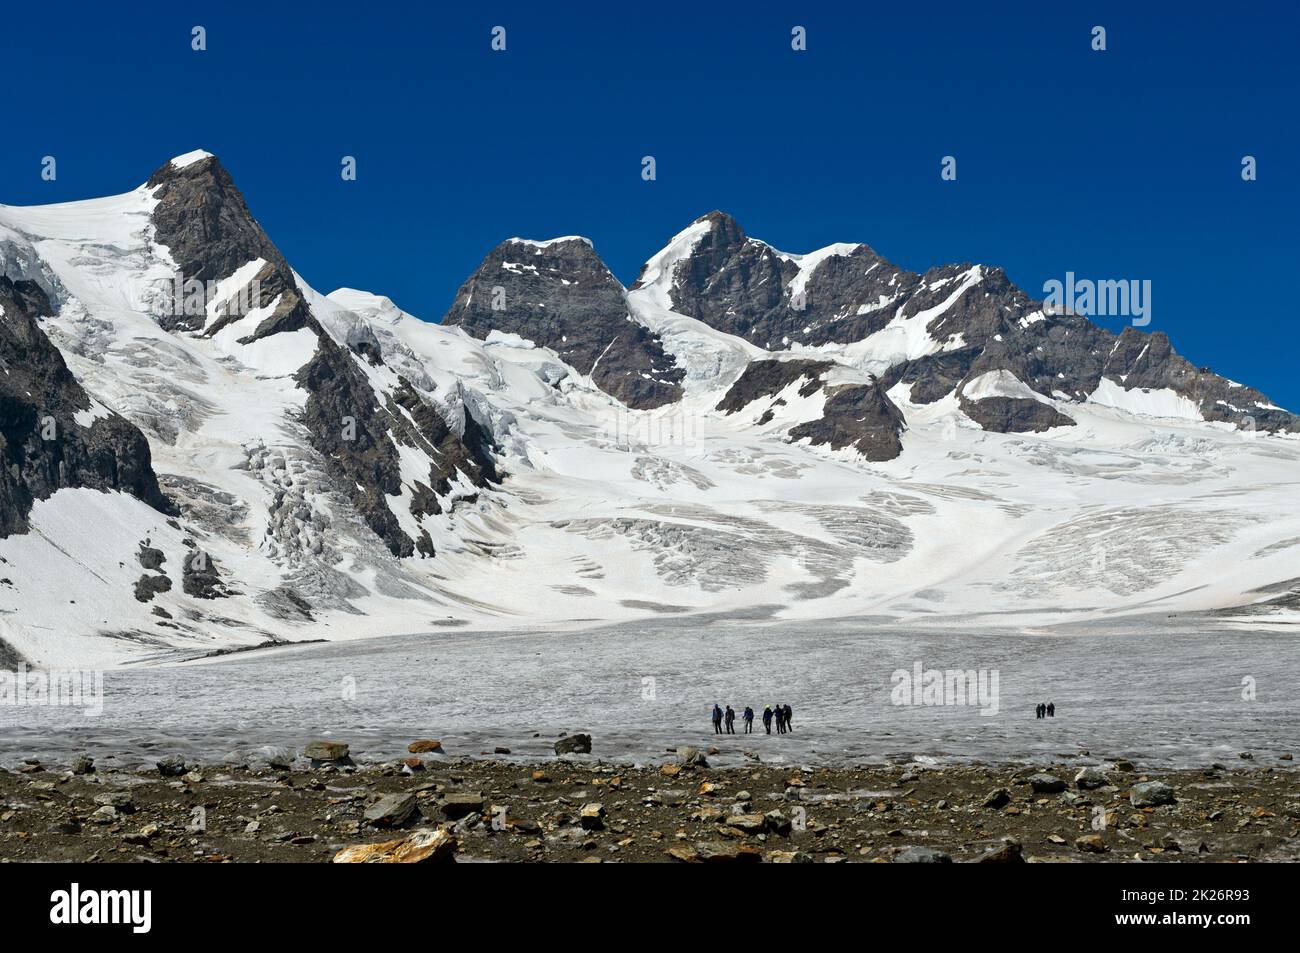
[712,703,792,735]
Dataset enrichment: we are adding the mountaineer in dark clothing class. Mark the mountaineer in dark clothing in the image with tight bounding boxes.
[775,703,786,734]
[724,705,736,734]
[783,704,793,732]
[1047,702,1055,717]
[762,705,773,734]
[743,706,754,733]
[712,704,723,734]
[1036,703,1044,719]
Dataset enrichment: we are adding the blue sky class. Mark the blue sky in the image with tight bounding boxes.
[4,1,1297,405]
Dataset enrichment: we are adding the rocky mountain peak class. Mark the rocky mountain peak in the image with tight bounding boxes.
[443,236,685,410]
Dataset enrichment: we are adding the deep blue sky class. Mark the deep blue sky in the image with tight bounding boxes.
[4,2,1297,406]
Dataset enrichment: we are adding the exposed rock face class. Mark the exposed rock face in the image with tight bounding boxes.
[149,155,500,559]
[647,211,1299,435]
[294,341,416,558]
[295,345,499,559]
[147,156,289,293]
[641,212,1034,353]
[181,546,231,599]
[959,395,1075,434]
[148,156,317,343]
[789,382,906,461]
[715,359,836,415]
[0,277,174,537]
[443,237,684,409]
[716,359,906,461]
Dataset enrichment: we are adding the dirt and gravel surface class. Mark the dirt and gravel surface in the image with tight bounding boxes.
[1,738,1296,863]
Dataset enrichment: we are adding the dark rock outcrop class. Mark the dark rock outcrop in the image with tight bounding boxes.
[0,277,174,537]
[148,156,320,345]
[294,341,415,557]
[295,342,499,559]
[789,382,906,461]
[133,574,172,603]
[181,546,230,599]
[715,359,836,414]
[646,212,1298,434]
[716,358,905,460]
[443,238,684,409]
[959,396,1075,433]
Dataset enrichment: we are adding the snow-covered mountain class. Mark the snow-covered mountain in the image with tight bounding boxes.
[2,152,1298,668]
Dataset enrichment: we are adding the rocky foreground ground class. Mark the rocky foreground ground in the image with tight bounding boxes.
[1,737,1296,863]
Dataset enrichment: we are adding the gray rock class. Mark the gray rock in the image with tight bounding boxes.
[554,733,592,756]
[1129,781,1176,808]
[364,792,418,828]
[764,809,793,836]
[156,755,188,777]
[676,746,708,767]
[304,740,350,762]
[1028,773,1066,794]
[894,846,952,863]
[440,792,485,820]
[982,787,1012,809]
[1075,766,1112,790]
[93,791,134,814]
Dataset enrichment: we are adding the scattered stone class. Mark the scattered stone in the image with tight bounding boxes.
[1075,834,1109,853]
[1075,766,1112,790]
[579,803,606,830]
[93,792,134,814]
[765,850,814,864]
[976,839,1024,863]
[305,740,350,763]
[676,746,708,767]
[893,846,952,863]
[407,740,442,754]
[982,787,1011,809]
[333,829,457,864]
[554,733,592,756]
[764,809,792,836]
[1028,773,1066,794]
[364,792,418,828]
[692,841,762,863]
[440,792,485,819]
[70,756,95,775]
[724,813,766,834]
[1130,781,1176,808]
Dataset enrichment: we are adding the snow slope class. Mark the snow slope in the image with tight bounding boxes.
[1,157,1298,669]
